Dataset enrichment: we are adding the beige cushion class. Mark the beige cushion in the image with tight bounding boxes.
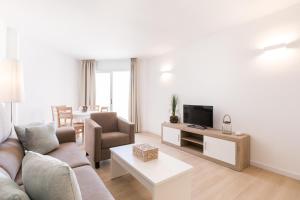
[0,104,11,143]
[0,167,30,200]
[15,123,59,154]
[101,132,130,148]
[22,151,82,200]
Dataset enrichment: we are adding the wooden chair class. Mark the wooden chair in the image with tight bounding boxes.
[100,106,109,112]
[57,107,85,143]
[51,105,66,127]
[88,105,100,112]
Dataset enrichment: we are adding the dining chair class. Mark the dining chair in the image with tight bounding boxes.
[51,105,66,124]
[100,106,109,112]
[88,105,100,112]
[57,106,85,143]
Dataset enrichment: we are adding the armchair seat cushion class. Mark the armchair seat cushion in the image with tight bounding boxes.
[101,132,130,149]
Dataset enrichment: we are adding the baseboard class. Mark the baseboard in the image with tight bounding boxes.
[140,130,160,136]
[251,160,300,181]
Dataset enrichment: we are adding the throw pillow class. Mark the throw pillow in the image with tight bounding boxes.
[0,104,12,143]
[0,167,31,200]
[22,151,82,200]
[14,122,43,148]
[15,123,59,154]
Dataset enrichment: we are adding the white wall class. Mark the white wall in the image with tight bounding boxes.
[139,5,300,180]
[17,38,80,124]
[96,59,131,72]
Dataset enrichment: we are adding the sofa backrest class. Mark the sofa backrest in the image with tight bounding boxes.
[0,138,24,180]
[91,112,118,133]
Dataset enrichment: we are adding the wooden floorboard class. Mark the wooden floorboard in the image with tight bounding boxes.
[92,132,300,200]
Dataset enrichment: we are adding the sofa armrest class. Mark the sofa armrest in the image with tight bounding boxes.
[84,119,102,162]
[56,127,76,144]
[117,117,135,143]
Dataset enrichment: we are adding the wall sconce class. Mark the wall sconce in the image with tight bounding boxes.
[160,64,173,72]
[160,72,173,82]
[160,64,173,83]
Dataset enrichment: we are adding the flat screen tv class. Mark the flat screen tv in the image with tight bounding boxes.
[183,105,213,128]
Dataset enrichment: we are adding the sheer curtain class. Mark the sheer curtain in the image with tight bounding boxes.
[80,60,96,106]
[129,58,141,132]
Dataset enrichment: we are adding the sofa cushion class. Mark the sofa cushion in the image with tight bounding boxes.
[0,168,30,200]
[0,105,12,143]
[0,138,24,180]
[22,151,82,200]
[101,132,130,149]
[73,165,114,200]
[47,142,90,168]
[15,123,59,154]
[15,142,90,186]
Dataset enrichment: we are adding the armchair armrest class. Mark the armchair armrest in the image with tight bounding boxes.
[117,117,135,143]
[84,119,102,162]
[56,127,76,144]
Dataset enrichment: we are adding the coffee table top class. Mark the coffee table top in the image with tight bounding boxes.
[110,144,193,185]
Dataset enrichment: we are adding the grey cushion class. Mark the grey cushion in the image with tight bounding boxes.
[14,122,43,149]
[15,123,59,154]
[0,168,30,200]
[0,104,12,143]
[22,151,82,200]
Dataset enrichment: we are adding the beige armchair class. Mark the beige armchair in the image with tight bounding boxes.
[84,112,135,168]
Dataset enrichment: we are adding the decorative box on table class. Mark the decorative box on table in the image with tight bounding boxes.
[132,144,158,162]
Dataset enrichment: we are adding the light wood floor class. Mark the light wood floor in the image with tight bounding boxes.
[94,133,300,200]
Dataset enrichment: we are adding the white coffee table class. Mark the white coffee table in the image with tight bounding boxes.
[110,144,193,200]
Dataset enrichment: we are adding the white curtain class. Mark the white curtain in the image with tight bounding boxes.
[80,60,96,106]
[129,58,141,133]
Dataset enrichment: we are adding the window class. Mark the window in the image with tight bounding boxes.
[95,73,111,109]
[112,71,130,120]
[96,69,130,120]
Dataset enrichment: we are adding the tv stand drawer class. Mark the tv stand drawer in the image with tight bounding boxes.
[162,127,181,146]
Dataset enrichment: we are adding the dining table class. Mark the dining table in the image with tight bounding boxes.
[73,110,98,121]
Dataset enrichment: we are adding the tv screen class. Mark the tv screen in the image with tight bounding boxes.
[183,105,213,128]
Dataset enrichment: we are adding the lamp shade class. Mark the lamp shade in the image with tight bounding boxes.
[0,59,24,102]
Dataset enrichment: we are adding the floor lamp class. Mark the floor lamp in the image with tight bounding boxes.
[0,59,24,128]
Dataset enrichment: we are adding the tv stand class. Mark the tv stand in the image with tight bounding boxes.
[187,124,206,130]
[161,122,250,171]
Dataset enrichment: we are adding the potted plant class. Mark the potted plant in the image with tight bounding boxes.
[170,95,179,123]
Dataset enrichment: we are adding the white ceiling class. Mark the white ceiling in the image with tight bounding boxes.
[0,0,299,59]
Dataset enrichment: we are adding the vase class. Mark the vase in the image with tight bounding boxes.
[169,115,179,123]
